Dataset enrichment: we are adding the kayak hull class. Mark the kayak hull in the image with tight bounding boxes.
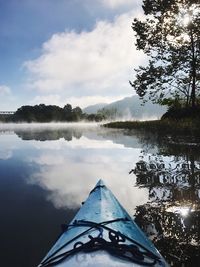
[52,251,156,267]
[38,180,169,267]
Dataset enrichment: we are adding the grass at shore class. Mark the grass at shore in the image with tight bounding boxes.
[103,119,200,136]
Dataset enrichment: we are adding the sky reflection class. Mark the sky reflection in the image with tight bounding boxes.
[0,124,151,215]
[24,127,148,213]
[0,125,150,266]
[1,124,200,266]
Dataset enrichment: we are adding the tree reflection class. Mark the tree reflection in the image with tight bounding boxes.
[15,128,83,141]
[131,152,200,266]
[135,204,200,266]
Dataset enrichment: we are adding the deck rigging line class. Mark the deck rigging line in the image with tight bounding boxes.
[38,218,162,267]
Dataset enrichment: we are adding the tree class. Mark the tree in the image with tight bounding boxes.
[130,0,200,108]
[63,104,72,113]
[63,104,72,121]
[72,106,83,121]
[97,107,118,120]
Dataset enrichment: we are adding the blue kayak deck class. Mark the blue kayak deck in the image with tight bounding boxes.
[38,180,168,267]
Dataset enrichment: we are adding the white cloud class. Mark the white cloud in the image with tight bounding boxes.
[24,11,145,106]
[0,85,11,96]
[100,0,134,9]
[66,95,128,108]
[29,94,63,106]
[0,85,18,110]
[88,0,142,10]
[29,94,129,108]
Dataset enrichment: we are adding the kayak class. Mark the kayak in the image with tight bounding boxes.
[38,180,169,267]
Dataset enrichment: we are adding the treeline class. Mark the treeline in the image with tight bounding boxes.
[97,107,119,120]
[3,104,105,122]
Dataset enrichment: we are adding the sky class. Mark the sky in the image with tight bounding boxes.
[0,0,145,111]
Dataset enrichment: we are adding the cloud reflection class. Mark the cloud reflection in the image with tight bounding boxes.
[0,149,13,160]
[26,127,148,214]
[0,132,18,160]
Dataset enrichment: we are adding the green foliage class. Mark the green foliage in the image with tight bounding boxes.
[130,0,200,108]
[13,104,64,122]
[0,114,11,122]
[9,104,105,122]
[63,104,73,121]
[86,113,106,122]
[71,106,83,121]
[97,107,119,120]
[162,105,200,120]
[104,118,200,136]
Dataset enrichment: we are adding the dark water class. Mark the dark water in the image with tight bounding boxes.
[0,123,199,267]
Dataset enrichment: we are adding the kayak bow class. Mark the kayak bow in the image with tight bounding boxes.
[38,180,168,267]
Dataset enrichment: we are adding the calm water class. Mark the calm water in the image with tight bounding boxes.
[0,123,199,267]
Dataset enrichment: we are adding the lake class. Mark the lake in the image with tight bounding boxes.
[0,123,199,267]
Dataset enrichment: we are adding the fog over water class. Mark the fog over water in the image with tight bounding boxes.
[0,122,100,130]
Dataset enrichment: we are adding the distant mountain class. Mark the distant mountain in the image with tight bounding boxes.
[84,95,166,120]
[83,103,107,114]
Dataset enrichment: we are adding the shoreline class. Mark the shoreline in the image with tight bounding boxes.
[103,119,200,136]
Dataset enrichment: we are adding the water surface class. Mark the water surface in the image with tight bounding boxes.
[0,123,199,267]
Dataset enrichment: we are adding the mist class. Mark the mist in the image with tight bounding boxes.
[0,122,100,131]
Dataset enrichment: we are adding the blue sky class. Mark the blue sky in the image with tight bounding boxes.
[0,0,145,110]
